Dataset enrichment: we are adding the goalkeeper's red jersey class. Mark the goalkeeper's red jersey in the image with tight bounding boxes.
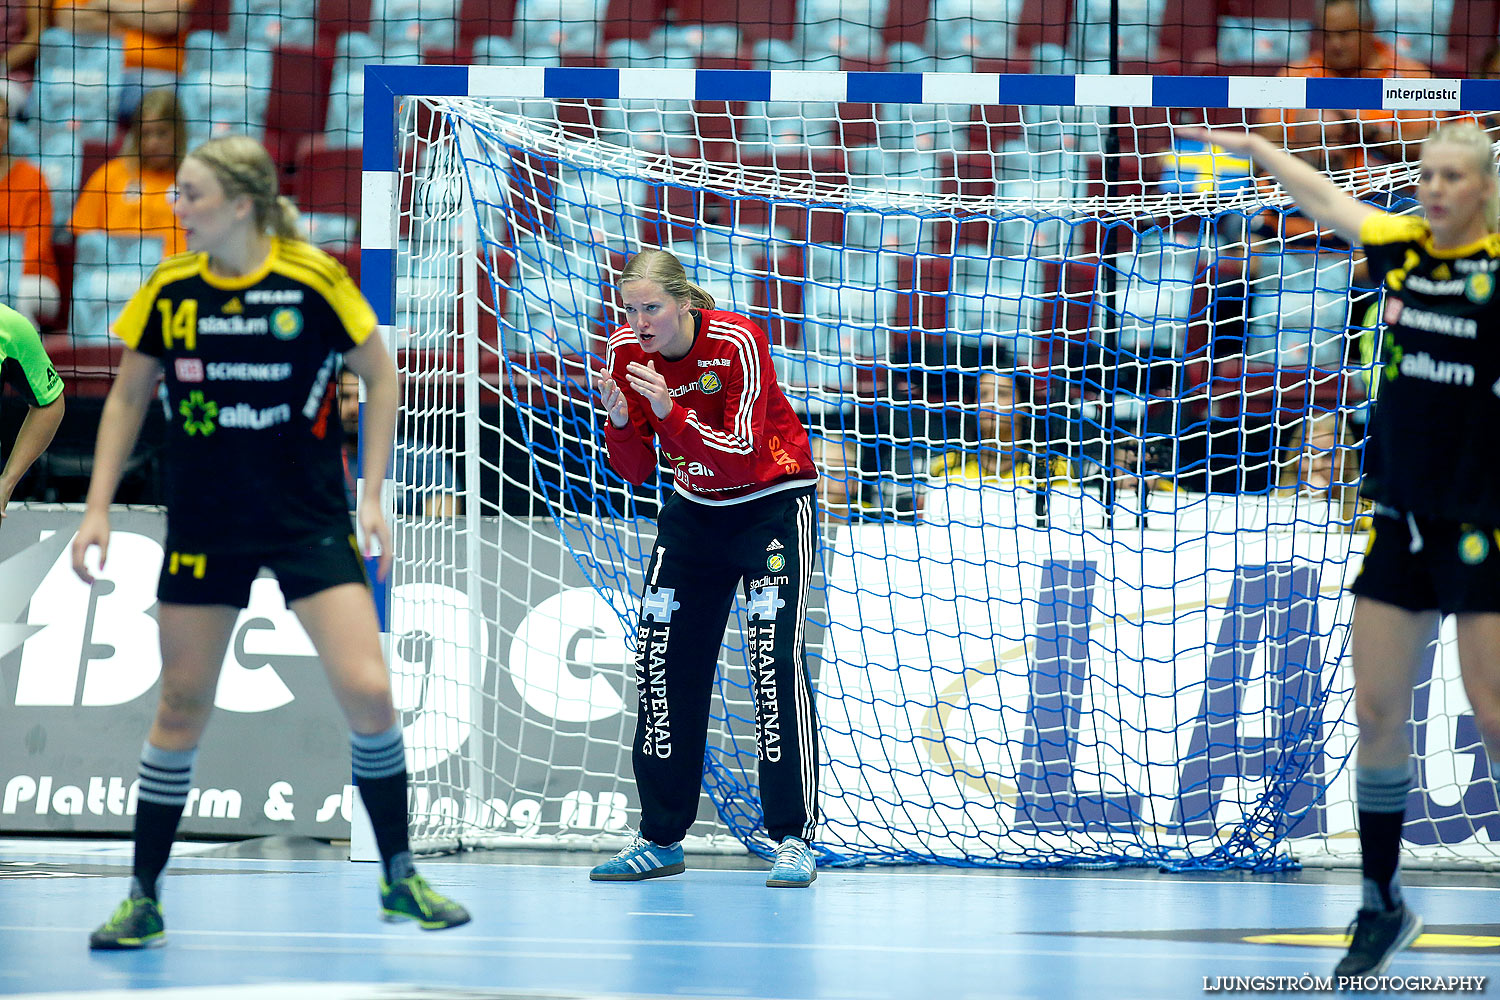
[604,309,819,505]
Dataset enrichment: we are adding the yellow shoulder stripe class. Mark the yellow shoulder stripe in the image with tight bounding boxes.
[1359,212,1429,248]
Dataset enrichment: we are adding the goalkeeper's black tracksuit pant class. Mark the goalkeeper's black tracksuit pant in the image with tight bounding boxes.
[631,485,820,847]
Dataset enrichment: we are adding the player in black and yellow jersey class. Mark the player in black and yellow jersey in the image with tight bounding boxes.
[70,135,469,950]
[1187,120,1500,978]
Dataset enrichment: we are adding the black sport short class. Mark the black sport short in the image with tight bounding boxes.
[157,531,369,608]
[1349,510,1500,615]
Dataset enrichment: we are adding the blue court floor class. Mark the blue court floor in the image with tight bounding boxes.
[3,837,1499,999]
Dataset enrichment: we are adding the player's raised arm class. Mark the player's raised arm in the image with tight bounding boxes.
[1178,127,1378,245]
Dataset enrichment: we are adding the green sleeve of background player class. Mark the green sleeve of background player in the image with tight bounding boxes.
[0,303,64,408]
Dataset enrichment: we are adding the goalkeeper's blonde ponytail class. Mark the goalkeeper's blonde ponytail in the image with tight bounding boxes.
[619,249,716,310]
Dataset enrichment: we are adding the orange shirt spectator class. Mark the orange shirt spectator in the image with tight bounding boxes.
[70,87,186,257]
[51,0,191,75]
[0,85,58,325]
[1260,0,1431,174]
[1,158,55,283]
[1254,1,1431,248]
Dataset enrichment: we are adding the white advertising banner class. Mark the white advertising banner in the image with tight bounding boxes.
[816,493,1489,859]
[0,509,354,837]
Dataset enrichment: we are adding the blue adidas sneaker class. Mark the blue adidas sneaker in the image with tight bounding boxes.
[590,834,685,881]
[766,836,817,887]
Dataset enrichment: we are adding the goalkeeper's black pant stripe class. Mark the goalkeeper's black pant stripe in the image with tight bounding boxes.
[630,485,820,847]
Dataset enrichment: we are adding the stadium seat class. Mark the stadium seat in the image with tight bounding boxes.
[744,242,805,351]
[373,0,459,61]
[292,140,362,218]
[42,332,125,396]
[639,184,735,246]
[457,0,518,49]
[881,0,929,47]
[891,255,952,333]
[673,0,796,41]
[513,18,599,58]
[1116,229,1200,363]
[76,137,120,198]
[876,102,967,154]
[664,225,753,311]
[1444,0,1499,75]
[1209,358,1365,420]
[472,35,521,64]
[799,20,885,62]
[70,234,164,342]
[966,103,1025,152]
[884,40,937,72]
[1214,16,1311,67]
[1155,0,1217,69]
[180,33,273,148]
[0,233,26,309]
[602,37,651,65]
[799,0,888,23]
[929,0,1023,59]
[514,0,606,25]
[265,45,335,172]
[1070,0,1164,63]
[317,0,373,48]
[802,245,890,364]
[1244,250,1355,371]
[650,22,741,58]
[228,0,316,50]
[1371,0,1452,66]
[185,0,233,36]
[33,130,84,228]
[615,102,698,156]
[301,211,357,251]
[31,29,125,147]
[552,164,645,249]
[949,245,1039,341]
[1016,0,1071,50]
[604,0,670,42]
[740,100,840,157]
[501,236,608,357]
[324,32,381,148]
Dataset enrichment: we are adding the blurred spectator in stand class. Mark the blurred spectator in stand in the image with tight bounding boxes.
[1476,44,1500,132]
[1250,0,1431,368]
[1480,43,1500,78]
[1276,410,1350,497]
[1242,0,1421,489]
[71,87,186,258]
[0,80,58,326]
[1269,0,1432,162]
[338,367,460,518]
[1276,409,1362,521]
[4,0,49,77]
[52,0,192,107]
[809,427,861,525]
[927,343,1028,485]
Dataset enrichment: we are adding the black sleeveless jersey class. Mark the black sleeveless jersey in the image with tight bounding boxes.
[113,239,377,550]
[1360,213,1500,523]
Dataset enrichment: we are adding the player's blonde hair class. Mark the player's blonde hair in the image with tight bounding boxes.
[186,135,304,242]
[1422,121,1500,234]
[619,249,715,309]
